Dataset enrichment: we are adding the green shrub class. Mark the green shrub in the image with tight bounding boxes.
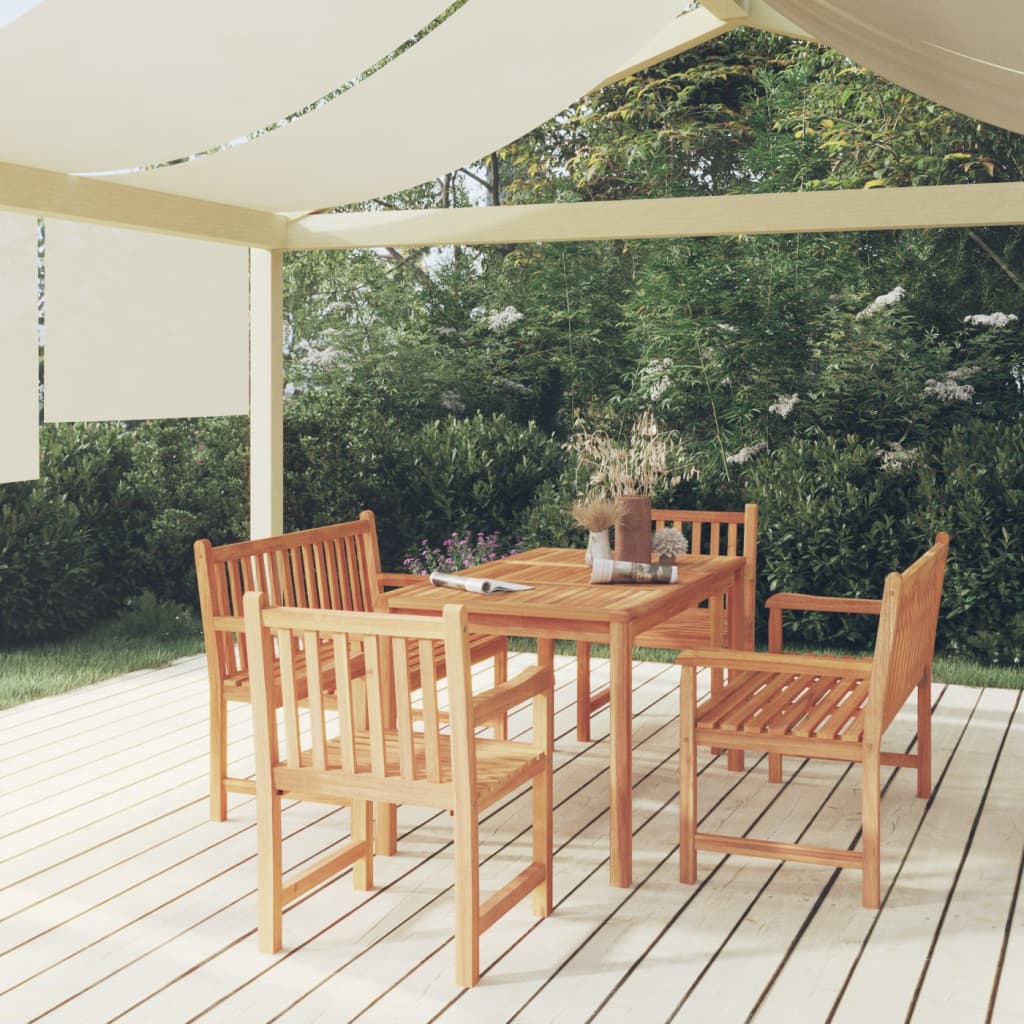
[518,477,580,549]
[913,421,1024,662]
[125,418,249,606]
[746,425,1024,661]
[393,412,563,561]
[0,485,100,642]
[746,432,928,649]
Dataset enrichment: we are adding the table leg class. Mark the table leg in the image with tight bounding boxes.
[727,566,746,772]
[609,621,632,887]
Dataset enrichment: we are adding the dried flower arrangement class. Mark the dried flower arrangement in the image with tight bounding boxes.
[568,408,693,501]
[571,496,617,532]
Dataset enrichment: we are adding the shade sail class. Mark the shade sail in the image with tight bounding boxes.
[96,0,681,213]
[44,221,249,422]
[0,213,39,483]
[0,0,452,174]
[765,1,1024,135]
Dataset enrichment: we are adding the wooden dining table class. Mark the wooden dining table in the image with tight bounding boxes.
[382,547,748,888]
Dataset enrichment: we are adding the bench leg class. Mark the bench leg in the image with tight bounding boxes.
[862,753,881,908]
[916,676,932,798]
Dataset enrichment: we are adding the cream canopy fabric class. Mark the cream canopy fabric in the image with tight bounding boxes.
[44,221,250,422]
[0,0,453,173]
[765,1,1024,136]
[96,0,682,213]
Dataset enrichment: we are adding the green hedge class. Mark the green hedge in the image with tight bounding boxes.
[746,423,1024,661]
[2,415,1021,662]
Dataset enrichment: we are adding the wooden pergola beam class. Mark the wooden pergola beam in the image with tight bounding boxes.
[287,182,1024,251]
[0,160,287,249]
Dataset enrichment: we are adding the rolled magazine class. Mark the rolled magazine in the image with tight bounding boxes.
[428,572,534,594]
[590,558,678,585]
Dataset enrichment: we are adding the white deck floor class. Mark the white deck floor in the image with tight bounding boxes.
[1,652,1022,1024]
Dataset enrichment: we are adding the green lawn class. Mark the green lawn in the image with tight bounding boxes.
[1,613,1020,713]
[0,595,204,711]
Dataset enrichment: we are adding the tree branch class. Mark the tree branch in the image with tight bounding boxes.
[967,229,1024,291]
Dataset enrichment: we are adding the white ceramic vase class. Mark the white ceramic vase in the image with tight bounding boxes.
[585,528,612,566]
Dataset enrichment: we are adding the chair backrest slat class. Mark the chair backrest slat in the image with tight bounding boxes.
[277,630,303,766]
[392,637,417,781]
[363,637,389,777]
[333,634,358,773]
[304,630,329,769]
[418,639,443,783]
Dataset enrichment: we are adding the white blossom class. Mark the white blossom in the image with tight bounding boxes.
[963,312,1018,329]
[877,441,920,474]
[726,441,767,465]
[639,357,673,401]
[436,326,457,336]
[301,346,340,369]
[486,305,524,332]
[924,377,975,403]
[469,306,486,321]
[946,365,981,380]
[768,393,800,418]
[856,285,906,320]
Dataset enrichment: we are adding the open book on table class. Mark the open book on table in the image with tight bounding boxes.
[428,572,534,595]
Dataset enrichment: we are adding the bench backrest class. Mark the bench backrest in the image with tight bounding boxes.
[194,512,384,684]
[868,533,950,737]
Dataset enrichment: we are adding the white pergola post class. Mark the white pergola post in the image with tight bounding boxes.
[249,248,283,539]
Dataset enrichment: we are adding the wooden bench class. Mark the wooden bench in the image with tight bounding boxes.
[194,511,509,822]
[575,504,758,741]
[677,532,949,907]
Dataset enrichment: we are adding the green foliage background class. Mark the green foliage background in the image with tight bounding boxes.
[1,32,1022,660]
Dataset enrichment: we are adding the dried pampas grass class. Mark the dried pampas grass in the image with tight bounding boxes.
[571,497,617,531]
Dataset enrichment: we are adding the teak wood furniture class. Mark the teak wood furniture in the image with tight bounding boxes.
[382,547,748,888]
[576,504,758,742]
[243,594,554,987]
[194,512,508,823]
[677,533,949,907]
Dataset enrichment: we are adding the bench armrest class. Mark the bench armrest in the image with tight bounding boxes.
[765,593,882,615]
[675,647,873,678]
[471,666,553,724]
[766,592,881,653]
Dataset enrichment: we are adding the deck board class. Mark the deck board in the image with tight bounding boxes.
[0,653,1019,1023]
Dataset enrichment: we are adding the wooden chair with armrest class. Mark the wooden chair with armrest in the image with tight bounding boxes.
[575,504,757,742]
[194,511,508,823]
[243,594,554,987]
[677,533,949,907]
[763,589,888,784]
